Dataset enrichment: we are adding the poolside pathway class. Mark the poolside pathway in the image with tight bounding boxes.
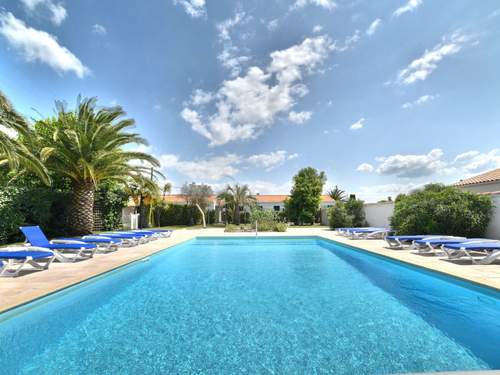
[1,228,499,313]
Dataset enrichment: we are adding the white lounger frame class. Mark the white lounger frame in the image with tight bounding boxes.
[0,247,56,277]
[441,241,500,265]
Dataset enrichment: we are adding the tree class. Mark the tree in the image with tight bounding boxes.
[0,91,50,184]
[390,184,493,237]
[217,184,255,225]
[285,167,326,225]
[327,185,346,201]
[38,97,160,234]
[328,201,352,229]
[181,182,213,228]
[345,198,366,227]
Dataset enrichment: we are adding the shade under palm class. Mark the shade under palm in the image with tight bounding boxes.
[40,97,160,234]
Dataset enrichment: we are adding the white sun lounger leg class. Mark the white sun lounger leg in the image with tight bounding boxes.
[0,258,30,277]
[0,253,55,277]
[467,249,500,265]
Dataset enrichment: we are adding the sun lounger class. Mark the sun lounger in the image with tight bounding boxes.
[109,231,151,244]
[57,236,122,252]
[97,232,144,246]
[441,241,500,265]
[411,236,469,254]
[132,229,173,238]
[0,248,55,277]
[20,226,97,263]
[385,235,442,249]
[349,228,393,240]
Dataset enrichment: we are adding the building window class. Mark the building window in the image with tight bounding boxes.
[273,205,280,211]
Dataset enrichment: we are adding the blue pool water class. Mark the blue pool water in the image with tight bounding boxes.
[0,237,499,374]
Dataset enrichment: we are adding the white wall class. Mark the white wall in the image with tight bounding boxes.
[363,202,395,228]
[486,195,500,239]
[457,181,500,194]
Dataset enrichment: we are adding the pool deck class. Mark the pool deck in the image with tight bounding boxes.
[1,228,499,313]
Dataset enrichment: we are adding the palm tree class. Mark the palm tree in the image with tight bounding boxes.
[328,185,346,202]
[39,96,160,234]
[0,91,50,184]
[217,184,255,225]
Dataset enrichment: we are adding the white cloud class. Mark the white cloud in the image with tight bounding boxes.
[357,163,374,172]
[173,0,206,18]
[181,35,333,146]
[313,25,323,33]
[267,19,278,31]
[189,89,214,106]
[366,18,382,36]
[292,0,337,11]
[452,149,500,173]
[247,150,298,171]
[375,148,445,178]
[488,9,500,19]
[21,0,67,26]
[216,11,251,77]
[349,117,365,130]
[92,24,107,35]
[288,110,312,124]
[392,0,423,17]
[153,104,162,111]
[396,31,471,85]
[160,153,242,181]
[358,182,425,202]
[337,30,360,52]
[359,148,500,182]
[401,94,438,109]
[0,12,89,78]
[160,150,298,180]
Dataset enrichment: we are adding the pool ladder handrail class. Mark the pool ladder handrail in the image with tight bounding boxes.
[255,220,258,236]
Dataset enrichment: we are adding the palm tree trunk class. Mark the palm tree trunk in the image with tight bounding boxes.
[69,181,95,235]
[234,205,240,225]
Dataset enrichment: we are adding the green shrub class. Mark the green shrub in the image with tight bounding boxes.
[274,222,288,232]
[224,224,239,232]
[328,202,352,229]
[345,198,366,227]
[155,204,201,226]
[94,181,129,231]
[390,184,493,237]
[0,187,25,243]
[256,221,274,231]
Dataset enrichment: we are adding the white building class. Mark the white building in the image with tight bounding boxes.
[454,168,500,193]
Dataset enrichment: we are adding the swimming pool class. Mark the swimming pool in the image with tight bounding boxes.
[0,236,499,374]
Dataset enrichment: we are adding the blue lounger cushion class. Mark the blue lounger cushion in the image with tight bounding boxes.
[386,235,433,241]
[415,238,487,246]
[104,233,142,239]
[59,237,121,244]
[0,250,54,260]
[20,226,97,250]
[444,242,500,251]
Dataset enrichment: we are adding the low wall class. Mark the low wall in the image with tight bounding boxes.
[486,195,500,239]
[363,202,395,228]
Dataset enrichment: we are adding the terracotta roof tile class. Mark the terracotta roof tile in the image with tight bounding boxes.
[454,168,500,186]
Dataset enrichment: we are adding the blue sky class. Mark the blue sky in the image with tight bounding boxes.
[1,0,499,201]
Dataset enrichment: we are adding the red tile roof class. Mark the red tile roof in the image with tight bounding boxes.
[454,168,500,187]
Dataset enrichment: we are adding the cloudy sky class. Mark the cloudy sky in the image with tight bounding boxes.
[1,0,499,201]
